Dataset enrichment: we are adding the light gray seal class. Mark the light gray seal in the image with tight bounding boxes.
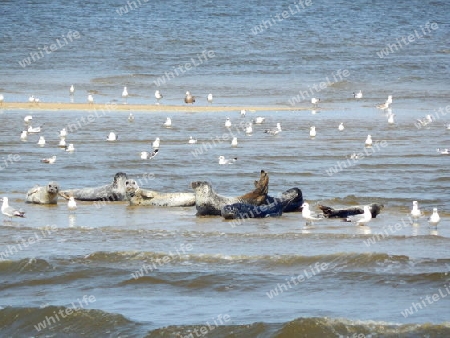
[26,181,60,204]
[59,172,129,201]
[125,179,196,207]
[191,170,269,216]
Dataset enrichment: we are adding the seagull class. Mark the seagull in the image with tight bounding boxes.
[365,134,372,147]
[245,123,253,135]
[41,155,56,164]
[309,126,316,138]
[437,148,450,155]
[376,96,392,110]
[188,136,197,144]
[140,149,158,159]
[387,112,395,124]
[122,86,128,104]
[218,156,237,165]
[207,93,213,104]
[28,95,35,103]
[1,197,25,220]
[154,90,163,105]
[446,124,450,130]
[128,113,134,122]
[353,90,363,99]
[225,118,232,128]
[163,117,172,128]
[59,128,67,138]
[338,123,345,131]
[0,93,4,106]
[386,95,393,105]
[264,123,282,135]
[301,202,322,226]
[231,137,238,147]
[240,109,246,117]
[311,97,320,107]
[152,137,160,149]
[416,114,433,127]
[253,116,265,124]
[58,138,66,147]
[37,136,46,146]
[28,125,42,133]
[87,94,94,105]
[69,85,75,95]
[346,205,372,226]
[349,152,359,160]
[67,196,77,211]
[410,201,422,221]
[428,208,440,227]
[65,143,75,152]
[106,131,118,141]
[20,130,28,140]
[184,91,195,104]
[24,115,33,123]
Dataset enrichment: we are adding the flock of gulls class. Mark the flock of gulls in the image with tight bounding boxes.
[0,88,445,231]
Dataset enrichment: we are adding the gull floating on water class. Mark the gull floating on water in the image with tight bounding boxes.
[20,130,28,140]
[59,128,67,138]
[416,114,433,127]
[207,93,213,104]
[346,205,372,226]
[58,138,66,148]
[410,201,422,221]
[365,134,372,147]
[387,112,395,124]
[128,113,134,122]
[240,109,246,117]
[348,152,359,160]
[163,117,172,128]
[301,202,322,226]
[140,149,158,160]
[225,118,232,128]
[309,126,316,138]
[245,123,253,135]
[107,131,118,141]
[24,115,33,123]
[37,136,46,146]
[65,143,75,152]
[428,208,440,227]
[122,86,128,104]
[218,156,237,165]
[436,148,449,155]
[41,155,56,164]
[264,123,282,136]
[188,136,197,144]
[253,116,265,124]
[184,91,195,104]
[28,125,42,133]
[155,90,163,104]
[338,123,345,131]
[152,137,160,149]
[353,90,363,99]
[311,98,320,107]
[231,137,238,147]
[1,197,25,220]
[68,196,77,211]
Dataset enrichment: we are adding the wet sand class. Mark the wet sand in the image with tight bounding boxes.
[0,102,308,112]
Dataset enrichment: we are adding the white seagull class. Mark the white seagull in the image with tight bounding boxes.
[387,112,395,124]
[28,125,42,133]
[1,197,25,220]
[128,113,134,122]
[65,143,75,152]
[311,97,320,107]
[240,109,246,117]
[20,130,28,140]
[28,95,35,103]
[41,155,56,164]
[188,136,197,144]
[416,114,433,127]
[87,94,94,105]
[264,123,282,136]
[24,115,33,123]
[140,149,158,160]
[122,86,128,104]
[231,137,238,147]
[245,123,253,135]
[338,123,345,131]
[69,85,75,95]
[155,90,163,104]
[58,138,66,148]
[301,202,322,226]
[253,116,265,124]
[59,128,67,138]
[37,136,46,146]
[163,117,172,128]
[428,208,440,227]
[410,201,422,221]
[0,93,4,106]
[309,126,316,138]
[365,134,372,147]
[107,131,118,141]
[218,156,237,165]
[207,93,213,104]
[184,91,195,104]
[346,205,372,226]
[437,148,449,155]
[353,90,363,99]
[225,118,232,128]
[152,137,160,149]
[68,196,77,211]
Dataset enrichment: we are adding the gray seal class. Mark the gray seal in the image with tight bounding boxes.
[26,181,60,204]
[191,170,269,216]
[125,179,196,207]
[318,203,384,218]
[59,172,129,201]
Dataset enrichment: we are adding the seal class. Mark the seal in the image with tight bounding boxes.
[191,170,269,216]
[125,179,196,207]
[318,203,384,219]
[59,172,129,201]
[26,181,60,204]
[221,187,303,219]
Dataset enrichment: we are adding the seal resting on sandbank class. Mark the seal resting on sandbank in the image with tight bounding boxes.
[125,179,196,207]
[191,170,269,216]
[26,181,60,204]
[318,203,384,219]
[59,172,128,201]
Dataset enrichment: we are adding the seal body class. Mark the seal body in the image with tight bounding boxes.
[318,203,384,218]
[125,179,196,207]
[26,181,60,204]
[191,170,269,216]
[264,187,303,213]
[59,172,128,201]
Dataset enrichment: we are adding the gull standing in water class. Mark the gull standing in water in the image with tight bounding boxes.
[301,202,322,226]
[365,134,372,147]
[65,144,75,152]
[68,197,77,211]
[87,94,94,105]
[59,128,67,138]
[387,112,395,124]
[0,93,4,106]
[184,91,195,104]
[245,123,253,135]
[20,130,28,141]
[1,197,25,220]
[155,90,163,104]
[163,117,172,128]
[353,90,363,99]
[152,137,160,149]
[225,118,232,128]
[311,97,320,107]
[428,208,440,227]
[128,113,134,122]
[107,131,118,141]
[41,155,56,164]
[264,123,282,135]
[37,136,46,146]
[69,85,75,96]
[58,138,66,148]
[207,93,213,104]
[410,201,422,222]
[309,126,316,138]
[346,205,372,226]
[122,86,128,104]
[218,156,237,165]
[338,123,345,131]
[231,137,238,147]
[240,109,246,117]
[188,136,197,144]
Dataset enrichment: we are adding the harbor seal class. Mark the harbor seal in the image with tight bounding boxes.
[59,172,129,201]
[26,181,60,204]
[318,203,384,219]
[191,170,269,216]
[221,187,303,219]
[125,179,196,207]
